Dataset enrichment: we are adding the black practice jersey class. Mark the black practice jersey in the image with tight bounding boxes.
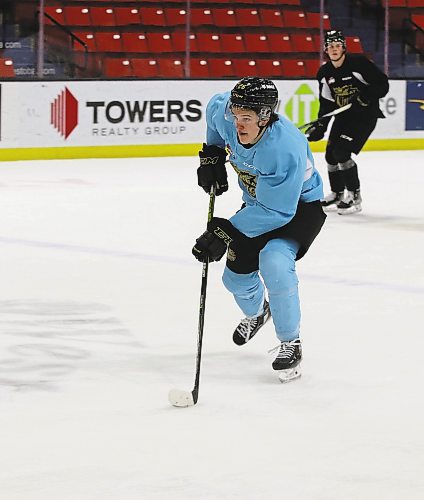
[316,54,389,122]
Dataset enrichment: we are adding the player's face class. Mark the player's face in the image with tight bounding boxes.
[326,42,345,61]
[231,108,266,144]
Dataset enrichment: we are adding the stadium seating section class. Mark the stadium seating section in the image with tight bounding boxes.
[1,0,423,78]
[40,1,335,78]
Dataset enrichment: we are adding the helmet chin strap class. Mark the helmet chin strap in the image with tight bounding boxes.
[255,122,268,139]
[244,120,269,146]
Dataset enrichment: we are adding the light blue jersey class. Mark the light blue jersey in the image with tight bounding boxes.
[206,91,324,237]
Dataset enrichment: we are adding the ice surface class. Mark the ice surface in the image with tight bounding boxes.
[0,151,423,499]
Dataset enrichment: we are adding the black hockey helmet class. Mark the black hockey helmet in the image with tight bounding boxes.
[229,77,278,122]
[324,30,346,51]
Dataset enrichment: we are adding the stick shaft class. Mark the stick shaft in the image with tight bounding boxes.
[192,187,216,404]
[298,103,352,131]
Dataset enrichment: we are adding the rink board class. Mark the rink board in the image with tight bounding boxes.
[0,79,422,161]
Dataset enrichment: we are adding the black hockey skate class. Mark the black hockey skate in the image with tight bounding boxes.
[270,339,302,383]
[337,189,362,215]
[233,300,271,346]
[321,191,344,211]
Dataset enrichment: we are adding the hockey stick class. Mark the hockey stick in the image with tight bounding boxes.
[298,103,352,131]
[168,185,216,407]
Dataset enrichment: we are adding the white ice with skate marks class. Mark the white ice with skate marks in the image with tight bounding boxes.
[0,151,423,499]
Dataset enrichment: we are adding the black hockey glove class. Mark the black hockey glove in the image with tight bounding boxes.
[197,143,228,196]
[192,228,229,263]
[192,217,235,263]
[350,89,371,110]
[192,217,254,263]
[305,122,326,142]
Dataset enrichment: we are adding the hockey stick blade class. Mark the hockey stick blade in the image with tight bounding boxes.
[168,388,195,408]
[298,103,352,131]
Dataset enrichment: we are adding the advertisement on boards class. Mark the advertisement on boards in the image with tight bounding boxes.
[0,79,421,151]
[405,81,424,131]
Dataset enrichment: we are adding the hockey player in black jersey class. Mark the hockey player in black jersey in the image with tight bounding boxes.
[306,30,389,214]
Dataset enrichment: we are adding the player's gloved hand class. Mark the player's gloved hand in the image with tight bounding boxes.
[350,90,371,110]
[197,143,228,196]
[192,217,235,263]
[192,230,228,263]
[305,122,326,142]
[355,94,370,107]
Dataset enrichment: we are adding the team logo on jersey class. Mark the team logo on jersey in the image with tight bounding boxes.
[230,161,257,197]
[333,85,356,107]
[329,77,335,84]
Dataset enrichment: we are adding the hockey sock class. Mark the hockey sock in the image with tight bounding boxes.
[341,162,360,192]
[328,169,345,193]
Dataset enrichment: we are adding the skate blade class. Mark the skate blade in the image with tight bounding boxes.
[337,205,362,215]
[322,204,339,213]
[278,366,301,384]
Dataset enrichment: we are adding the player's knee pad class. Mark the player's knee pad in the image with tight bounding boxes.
[326,143,351,165]
[338,158,356,171]
[325,149,336,165]
[222,267,260,297]
[332,146,351,164]
[259,240,298,294]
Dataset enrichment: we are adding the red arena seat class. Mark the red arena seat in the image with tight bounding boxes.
[256,59,284,77]
[267,34,293,53]
[115,7,141,25]
[346,36,364,53]
[0,58,15,78]
[244,33,271,53]
[190,8,215,26]
[146,33,174,53]
[281,59,306,78]
[139,8,167,26]
[72,31,96,51]
[236,8,262,27]
[121,33,149,53]
[196,33,222,52]
[190,58,210,78]
[291,34,318,53]
[171,32,198,52]
[90,7,116,27]
[103,58,132,78]
[221,34,246,53]
[165,8,187,26]
[232,58,260,77]
[95,33,123,52]
[131,59,160,78]
[157,59,185,78]
[213,9,238,27]
[283,10,308,29]
[63,6,92,26]
[44,6,66,24]
[208,58,235,77]
[259,9,285,28]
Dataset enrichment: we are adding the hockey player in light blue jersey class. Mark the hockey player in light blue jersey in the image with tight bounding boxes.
[192,77,326,382]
